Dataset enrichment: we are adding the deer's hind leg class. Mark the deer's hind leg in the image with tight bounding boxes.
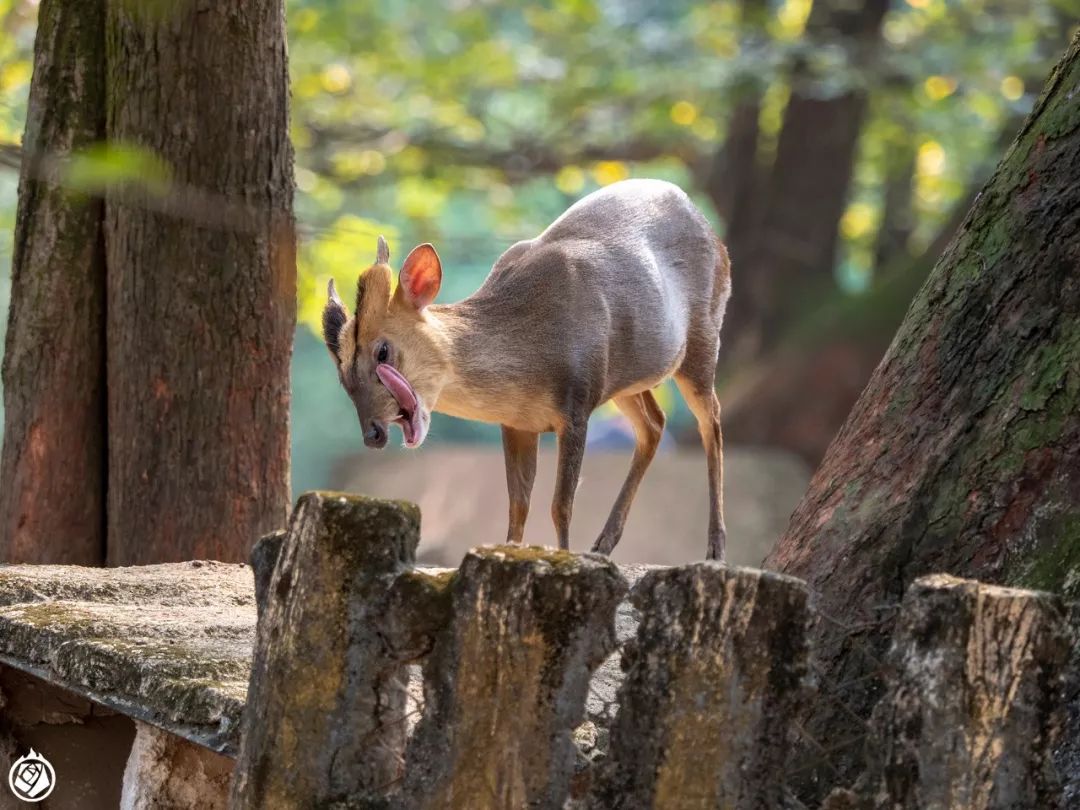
[502,426,539,545]
[552,413,589,551]
[591,390,666,556]
[674,343,727,561]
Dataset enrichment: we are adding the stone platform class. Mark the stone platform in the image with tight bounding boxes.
[0,561,255,756]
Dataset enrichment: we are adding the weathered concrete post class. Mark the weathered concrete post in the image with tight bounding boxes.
[230,492,421,809]
[399,547,627,810]
[121,722,234,810]
[859,574,1071,810]
[589,563,812,809]
[248,529,286,617]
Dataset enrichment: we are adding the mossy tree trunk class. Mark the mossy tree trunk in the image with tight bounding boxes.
[765,33,1080,803]
[720,58,1062,466]
[104,1,295,564]
[0,0,107,564]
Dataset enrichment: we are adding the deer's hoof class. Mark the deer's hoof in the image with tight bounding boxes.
[590,534,617,556]
[706,529,727,562]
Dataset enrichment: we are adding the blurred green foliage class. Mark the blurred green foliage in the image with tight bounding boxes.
[0,0,1075,487]
[64,143,173,196]
[283,0,1069,292]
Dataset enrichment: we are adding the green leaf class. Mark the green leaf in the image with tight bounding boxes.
[63,143,172,196]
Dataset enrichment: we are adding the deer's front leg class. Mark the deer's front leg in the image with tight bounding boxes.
[551,415,588,550]
[502,425,539,545]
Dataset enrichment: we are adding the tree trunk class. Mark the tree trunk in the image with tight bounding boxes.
[765,33,1080,803]
[705,0,768,226]
[872,136,915,269]
[705,0,769,368]
[707,100,761,232]
[731,0,890,359]
[0,0,106,564]
[104,1,295,564]
[720,193,969,465]
[719,109,1027,465]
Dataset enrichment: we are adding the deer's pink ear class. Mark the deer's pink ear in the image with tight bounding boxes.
[399,243,442,311]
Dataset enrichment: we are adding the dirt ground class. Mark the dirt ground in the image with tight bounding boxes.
[334,445,810,567]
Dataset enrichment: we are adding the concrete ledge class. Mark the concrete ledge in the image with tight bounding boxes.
[0,561,256,755]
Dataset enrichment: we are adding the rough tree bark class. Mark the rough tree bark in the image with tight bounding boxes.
[104,1,295,563]
[765,33,1080,803]
[0,0,107,564]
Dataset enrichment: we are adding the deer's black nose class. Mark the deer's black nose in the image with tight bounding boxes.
[364,421,388,449]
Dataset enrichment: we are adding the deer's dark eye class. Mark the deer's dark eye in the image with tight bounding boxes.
[376,341,390,364]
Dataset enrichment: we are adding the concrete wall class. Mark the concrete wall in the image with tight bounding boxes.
[232,492,1073,810]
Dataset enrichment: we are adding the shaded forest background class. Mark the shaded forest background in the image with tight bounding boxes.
[0,0,1073,495]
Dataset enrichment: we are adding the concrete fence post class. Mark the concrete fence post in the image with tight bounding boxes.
[857,574,1071,810]
[589,563,813,809]
[121,722,233,810]
[232,514,1071,809]
[230,492,422,809]
[399,547,627,810]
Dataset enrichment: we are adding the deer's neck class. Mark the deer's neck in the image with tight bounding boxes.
[424,301,555,431]
[425,302,493,406]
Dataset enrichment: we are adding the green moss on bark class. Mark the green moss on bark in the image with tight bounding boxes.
[766,33,1080,804]
[1011,516,1080,599]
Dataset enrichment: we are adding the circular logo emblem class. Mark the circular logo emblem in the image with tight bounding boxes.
[8,749,55,802]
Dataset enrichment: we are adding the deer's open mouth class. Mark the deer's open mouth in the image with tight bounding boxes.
[375,363,427,448]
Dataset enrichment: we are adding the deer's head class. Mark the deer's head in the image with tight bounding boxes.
[323,237,448,449]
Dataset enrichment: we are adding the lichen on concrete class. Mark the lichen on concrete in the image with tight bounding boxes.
[399,546,628,810]
[0,560,256,754]
[588,562,813,809]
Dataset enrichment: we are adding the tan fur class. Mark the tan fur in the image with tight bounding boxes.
[424,308,563,433]
[355,264,392,345]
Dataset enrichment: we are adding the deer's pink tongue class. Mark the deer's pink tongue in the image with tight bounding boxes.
[376,363,425,447]
[376,364,418,413]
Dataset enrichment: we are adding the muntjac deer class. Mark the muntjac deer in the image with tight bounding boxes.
[323,179,731,560]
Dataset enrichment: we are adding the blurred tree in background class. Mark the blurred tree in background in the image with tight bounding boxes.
[0,0,1076,491]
